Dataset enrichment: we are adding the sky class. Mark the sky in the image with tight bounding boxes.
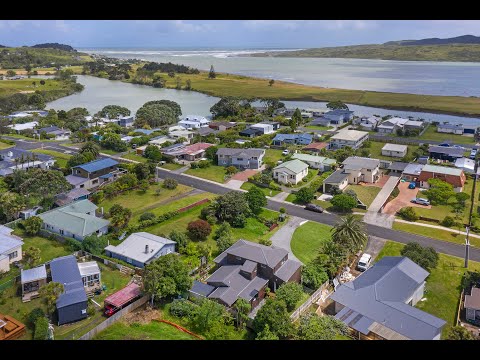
[1,20,480,48]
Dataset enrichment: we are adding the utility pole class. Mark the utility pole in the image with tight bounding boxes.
[465,153,479,268]
[465,226,470,268]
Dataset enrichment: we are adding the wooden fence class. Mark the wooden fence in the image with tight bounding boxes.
[78,295,150,340]
[290,280,330,322]
[178,198,211,213]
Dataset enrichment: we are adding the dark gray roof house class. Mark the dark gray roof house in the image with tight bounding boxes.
[330,256,446,340]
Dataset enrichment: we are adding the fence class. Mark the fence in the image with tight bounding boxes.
[456,289,465,327]
[290,280,330,322]
[178,198,211,213]
[78,295,149,340]
[78,251,138,275]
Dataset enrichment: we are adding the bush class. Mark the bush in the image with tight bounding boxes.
[225,166,237,175]
[187,219,212,241]
[259,238,272,246]
[302,263,329,290]
[65,238,82,251]
[331,194,357,212]
[198,160,211,169]
[279,207,286,214]
[169,299,197,319]
[163,178,178,190]
[441,216,456,228]
[397,207,419,221]
[23,216,43,235]
[401,242,439,271]
[27,308,45,329]
[190,162,199,169]
[139,212,156,222]
[34,317,49,340]
[275,282,304,312]
[295,187,315,204]
[87,302,96,316]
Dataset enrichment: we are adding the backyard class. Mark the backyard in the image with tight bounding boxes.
[185,164,227,183]
[290,221,332,264]
[364,141,419,161]
[33,149,72,168]
[345,184,381,207]
[375,240,480,338]
[418,125,475,145]
[264,148,285,164]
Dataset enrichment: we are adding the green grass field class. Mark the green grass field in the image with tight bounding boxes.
[264,148,285,164]
[121,152,148,163]
[94,320,198,340]
[13,229,71,264]
[99,148,121,156]
[345,184,381,207]
[365,141,419,161]
[305,125,333,131]
[33,149,71,168]
[290,221,332,264]
[160,163,184,171]
[185,165,227,183]
[418,125,475,145]
[240,182,281,197]
[376,240,480,337]
[0,142,13,150]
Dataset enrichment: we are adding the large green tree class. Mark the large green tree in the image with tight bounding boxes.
[400,242,439,271]
[302,262,329,289]
[295,313,348,340]
[108,204,132,230]
[253,298,294,339]
[24,216,42,235]
[11,168,71,200]
[331,214,368,253]
[213,191,251,227]
[275,282,304,311]
[255,324,279,340]
[295,187,315,204]
[446,325,475,340]
[66,153,88,169]
[99,105,131,119]
[144,145,163,161]
[169,230,190,253]
[81,235,108,255]
[331,193,357,212]
[143,254,193,305]
[100,133,128,152]
[135,104,177,128]
[23,246,41,267]
[245,186,267,214]
[0,191,26,221]
[326,100,349,110]
[142,100,182,118]
[210,97,241,119]
[79,141,100,159]
[233,298,250,329]
[39,282,64,314]
[423,178,455,205]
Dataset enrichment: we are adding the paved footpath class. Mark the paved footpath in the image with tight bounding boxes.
[271,191,290,201]
[395,219,480,239]
[269,216,305,263]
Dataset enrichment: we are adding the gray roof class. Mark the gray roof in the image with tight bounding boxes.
[465,287,480,310]
[428,145,465,157]
[214,239,287,268]
[402,163,424,176]
[241,260,257,273]
[0,226,23,255]
[65,175,89,186]
[190,280,215,297]
[21,265,47,284]
[50,255,87,308]
[239,128,263,136]
[330,257,446,340]
[323,169,349,184]
[104,232,176,265]
[55,188,91,207]
[388,162,409,172]
[382,143,408,152]
[342,156,380,170]
[216,148,265,158]
[275,259,302,282]
[421,164,463,176]
[455,157,475,172]
[77,261,100,277]
[196,127,217,136]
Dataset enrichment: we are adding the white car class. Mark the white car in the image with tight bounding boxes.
[357,253,372,272]
[282,149,290,155]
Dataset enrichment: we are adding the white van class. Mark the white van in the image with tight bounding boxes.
[357,253,372,272]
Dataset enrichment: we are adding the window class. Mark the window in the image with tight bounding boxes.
[92,179,99,185]
[289,174,295,179]
[81,309,87,315]
[8,251,18,260]
[80,184,85,188]
[59,229,64,235]
[126,258,132,264]
[237,158,243,161]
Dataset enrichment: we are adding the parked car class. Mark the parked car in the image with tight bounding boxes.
[408,182,416,189]
[282,149,290,155]
[470,149,477,160]
[438,143,451,147]
[411,197,430,206]
[305,203,324,213]
[357,253,372,272]
[452,145,465,149]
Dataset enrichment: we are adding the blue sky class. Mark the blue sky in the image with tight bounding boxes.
[1,20,479,48]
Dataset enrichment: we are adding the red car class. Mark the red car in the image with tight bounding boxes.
[104,305,118,317]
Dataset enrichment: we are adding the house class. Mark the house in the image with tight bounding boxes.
[38,199,110,241]
[322,156,380,193]
[377,117,424,134]
[209,121,236,131]
[190,240,302,309]
[272,133,313,146]
[387,162,409,176]
[0,226,23,273]
[77,261,101,291]
[252,106,268,114]
[216,148,265,170]
[161,142,213,162]
[258,121,280,131]
[105,232,176,268]
[381,143,408,158]
[50,255,88,325]
[239,128,263,138]
[7,121,38,133]
[67,158,123,189]
[250,123,275,135]
[303,142,328,153]
[323,109,354,124]
[21,265,47,302]
[419,164,466,192]
[465,287,480,323]
[310,117,331,127]
[355,116,380,130]
[273,159,309,185]
[19,206,42,220]
[330,256,446,340]
[292,153,336,171]
[401,163,424,183]
[168,126,194,143]
[437,123,464,135]
[54,188,91,207]
[8,110,48,119]
[0,314,26,340]
[35,126,71,140]
[455,157,476,173]
[0,148,54,176]
[148,135,174,147]
[329,129,369,150]
[196,127,218,137]
[178,115,210,129]
[118,116,134,128]
[428,145,465,162]
[463,125,479,136]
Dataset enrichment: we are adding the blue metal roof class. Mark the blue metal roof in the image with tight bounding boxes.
[21,265,47,283]
[50,255,87,308]
[325,109,354,116]
[73,158,118,173]
[99,173,114,179]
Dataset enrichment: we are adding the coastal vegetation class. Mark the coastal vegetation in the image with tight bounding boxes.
[0,46,92,69]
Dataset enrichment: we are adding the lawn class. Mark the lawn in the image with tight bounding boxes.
[290,221,332,264]
[160,163,184,171]
[365,141,419,161]
[99,148,121,156]
[240,182,281,197]
[392,221,480,248]
[345,184,381,207]
[33,149,71,168]
[98,183,192,216]
[264,148,285,164]
[93,320,197,340]
[376,240,480,337]
[121,152,148,163]
[185,165,227,183]
[418,125,475,145]
[289,169,319,189]
[13,229,71,264]
[0,141,13,150]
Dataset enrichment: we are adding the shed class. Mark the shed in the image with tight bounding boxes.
[465,287,480,322]
[104,282,142,309]
[21,265,47,302]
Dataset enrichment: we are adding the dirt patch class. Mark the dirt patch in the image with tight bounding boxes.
[122,306,161,325]
[231,169,259,181]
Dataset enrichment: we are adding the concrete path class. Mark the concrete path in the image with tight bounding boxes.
[269,216,306,263]
[172,165,190,174]
[363,211,395,228]
[364,236,387,260]
[271,191,290,201]
[224,179,244,190]
[395,219,480,239]
[368,175,401,213]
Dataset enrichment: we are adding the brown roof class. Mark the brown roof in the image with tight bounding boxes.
[418,170,466,189]
[209,121,235,129]
[465,287,480,310]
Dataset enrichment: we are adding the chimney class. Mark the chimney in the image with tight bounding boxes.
[145,245,149,254]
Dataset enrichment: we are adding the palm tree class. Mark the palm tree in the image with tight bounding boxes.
[331,214,368,253]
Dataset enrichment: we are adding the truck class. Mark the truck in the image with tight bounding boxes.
[104,282,142,317]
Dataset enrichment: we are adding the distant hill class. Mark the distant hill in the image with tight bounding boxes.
[0,45,6,48]
[385,35,480,46]
[251,35,480,62]
[0,46,92,69]
[31,43,77,52]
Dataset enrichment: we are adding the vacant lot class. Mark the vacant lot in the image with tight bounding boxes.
[185,165,227,183]
[264,148,285,164]
[291,221,332,264]
[376,240,480,338]
[94,320,197,340]
[419,125,475,145]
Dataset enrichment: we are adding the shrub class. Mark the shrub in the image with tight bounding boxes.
[401,242,439,271]
[225,166,237,175]
[169,299,197,319]
[275,282,304,311]
[259,238,272,246]
[187,219,212,241]
[279,207,286,214]
[331,194,357,212]
[198,160,211,169]
[34,317,49,340]
[441,216,456,228]
[397,207,419,222]
[163,178,178,190]
[87,302,96,316]
[295,187,315,204]
[139,212,156,222]
[206,214,217,225]
[190,162,199,169]
[27,308,45,329]
[302,263,329,290]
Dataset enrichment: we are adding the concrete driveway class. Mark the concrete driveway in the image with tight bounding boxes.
[367,175,400,213]
[269,216,305,263]
[382,181,431,215]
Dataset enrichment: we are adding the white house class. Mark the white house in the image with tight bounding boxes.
[250,123,275,135]
[178,115,210,129]
[168,126,194,143]
[381,143,408,158]
[329,129,369,150]
[8,121,38,133]
[273,159,309,185]
[437,123,464,135]
[0,225,23,273]
[291,153,336,171]
[341,156,380,184]
[355,116,380,130]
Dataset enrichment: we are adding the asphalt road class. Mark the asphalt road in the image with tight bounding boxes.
[156,167,480,262]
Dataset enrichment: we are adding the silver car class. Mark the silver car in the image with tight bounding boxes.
[411,198,430,206]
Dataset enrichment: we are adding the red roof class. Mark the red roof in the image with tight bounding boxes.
[104,283,141,308]
[184,142,213,155]
[303,142,328,151]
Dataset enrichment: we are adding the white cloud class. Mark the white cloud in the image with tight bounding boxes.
[314,20,378,30]
[242,20,377,31]
[170,20,214,33]
[243,20,301,30]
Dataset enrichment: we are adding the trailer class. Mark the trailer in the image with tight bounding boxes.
[104,283,142,317]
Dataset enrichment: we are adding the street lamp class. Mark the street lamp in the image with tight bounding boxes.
[465,226,470,268]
